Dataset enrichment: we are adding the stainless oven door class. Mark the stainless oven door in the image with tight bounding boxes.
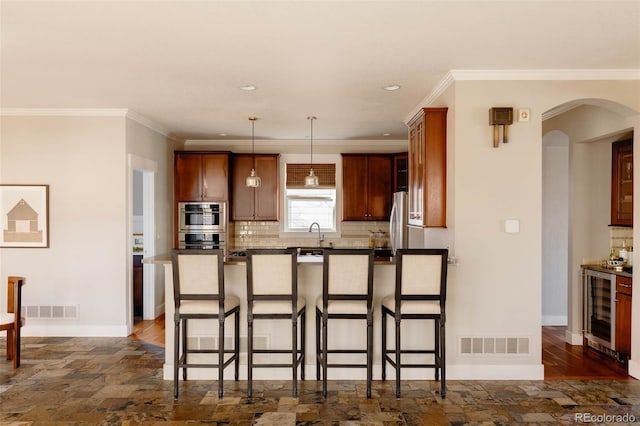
[178,232,226,251]
[179,202,225,231]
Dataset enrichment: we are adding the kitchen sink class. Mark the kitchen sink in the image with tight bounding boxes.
[288,247,325,256]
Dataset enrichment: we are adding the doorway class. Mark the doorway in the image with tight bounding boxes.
[129,154,157,333]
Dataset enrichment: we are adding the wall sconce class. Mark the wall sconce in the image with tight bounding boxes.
[489,107,513,147]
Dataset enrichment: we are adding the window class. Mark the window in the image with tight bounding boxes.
[285,163,337,233]
[286,188,336,231]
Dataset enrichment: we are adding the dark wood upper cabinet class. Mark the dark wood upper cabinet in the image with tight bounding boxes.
[342,154,392,221]
[393,153,408,193]
[408,107,447,228]
[611,138,633,226]
[174,152,229,202]
[231,154,279,221]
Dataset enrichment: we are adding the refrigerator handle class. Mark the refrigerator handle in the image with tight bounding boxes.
[390,202,397,255]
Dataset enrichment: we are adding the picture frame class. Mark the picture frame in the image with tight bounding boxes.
[0,184,49,248]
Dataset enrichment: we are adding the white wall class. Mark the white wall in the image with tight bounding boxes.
[542,133,569,325]
[0,113,176,336]
[126,117,179,321]
[432,79,639,378]
[0,115,128,335]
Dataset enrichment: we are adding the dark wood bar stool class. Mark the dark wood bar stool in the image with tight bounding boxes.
[381,248,449,398]
[316,248,374,398]
[172,249,240,399]
[246,248,306,398]
[1,276,26,368]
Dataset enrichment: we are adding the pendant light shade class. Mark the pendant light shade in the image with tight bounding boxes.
[305,116,319,187]
[245,117,261,188]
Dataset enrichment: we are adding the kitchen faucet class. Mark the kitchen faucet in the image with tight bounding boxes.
[308,222,324,247]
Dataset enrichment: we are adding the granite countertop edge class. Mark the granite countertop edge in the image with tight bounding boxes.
[581,264,633,278]
[143,253,395,265]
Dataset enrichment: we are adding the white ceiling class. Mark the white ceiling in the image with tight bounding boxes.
[1,1,639,142]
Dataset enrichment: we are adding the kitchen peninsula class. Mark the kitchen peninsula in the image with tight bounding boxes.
[144,253,435,381]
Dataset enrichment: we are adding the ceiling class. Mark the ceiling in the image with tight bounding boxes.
[1,1,639,142]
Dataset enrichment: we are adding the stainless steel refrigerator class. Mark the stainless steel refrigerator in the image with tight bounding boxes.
[389,191,408,255]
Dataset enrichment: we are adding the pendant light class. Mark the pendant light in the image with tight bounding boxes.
[305,116,319,187]
[245,117,261,188]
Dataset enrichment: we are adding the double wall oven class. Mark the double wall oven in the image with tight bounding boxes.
[178,202,227,254]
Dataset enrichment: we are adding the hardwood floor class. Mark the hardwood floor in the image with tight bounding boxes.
[131,319,631,380]
[542,325,630,380]
[130,314,165,347]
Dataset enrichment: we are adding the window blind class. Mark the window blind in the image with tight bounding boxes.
[286,163,336,188]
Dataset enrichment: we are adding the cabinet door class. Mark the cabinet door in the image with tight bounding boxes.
[423,110,447,227]
[611,139,633,226]
[394,153,408,193]
[342,155,368,220]
[175,153,203,201]
[202,154,229,201]
[615,275,632,356]
[367,155,392,220]
[231,154,279,221]
[231,155,255,220]
[615,292,632,356]
[408,117,424,226]
[254,155,279,220]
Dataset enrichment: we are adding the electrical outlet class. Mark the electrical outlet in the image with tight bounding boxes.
[518,108,530,122]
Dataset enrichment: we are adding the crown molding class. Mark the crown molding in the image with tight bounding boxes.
[449,69,640,81]
[404,71,455,124]
[0,108,128,117]
[124,110,173,139]
[0,107,176,140]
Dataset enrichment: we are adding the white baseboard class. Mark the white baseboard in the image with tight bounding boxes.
[565,329,584,345]
[22,324,129,337]
[628,358,640,380]
[162,363,545,381]
[542,315,567,326]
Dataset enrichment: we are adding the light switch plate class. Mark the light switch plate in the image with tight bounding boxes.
[505,219,520,233]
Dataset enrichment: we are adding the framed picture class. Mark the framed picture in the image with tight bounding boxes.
[0,184,49,248]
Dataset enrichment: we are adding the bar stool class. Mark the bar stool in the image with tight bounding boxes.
[172,249,240,399]
[246,248,305,398]
[381,248,448,398]
[316,248,374,398]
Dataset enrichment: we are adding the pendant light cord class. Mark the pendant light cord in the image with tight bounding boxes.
[250,117,257,169]
[308,116,316,169]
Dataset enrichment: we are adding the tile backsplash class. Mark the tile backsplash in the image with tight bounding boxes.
[229,221,390,250]
[610,226,633,256]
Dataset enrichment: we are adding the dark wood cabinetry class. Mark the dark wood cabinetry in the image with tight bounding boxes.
[393,153,408,193]
[615,275,632,358]
[342,154,392,221]
[133,255,143,319]
[174,152,229,202]
[407,107,447,228]
[611,139,633,226]
[231,154,279,221]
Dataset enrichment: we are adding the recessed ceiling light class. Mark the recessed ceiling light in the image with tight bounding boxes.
[383,133,391,137]
[383,84,401,91]
[239,84,256,91]
[219,133,227,137]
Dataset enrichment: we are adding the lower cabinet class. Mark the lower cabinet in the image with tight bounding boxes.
[615,275,632,358]
[133,255,143,318]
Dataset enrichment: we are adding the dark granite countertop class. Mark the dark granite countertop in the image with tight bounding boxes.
[581,264,633,278]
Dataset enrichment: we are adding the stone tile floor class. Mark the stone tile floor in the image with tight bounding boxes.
[0,337,639,425]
